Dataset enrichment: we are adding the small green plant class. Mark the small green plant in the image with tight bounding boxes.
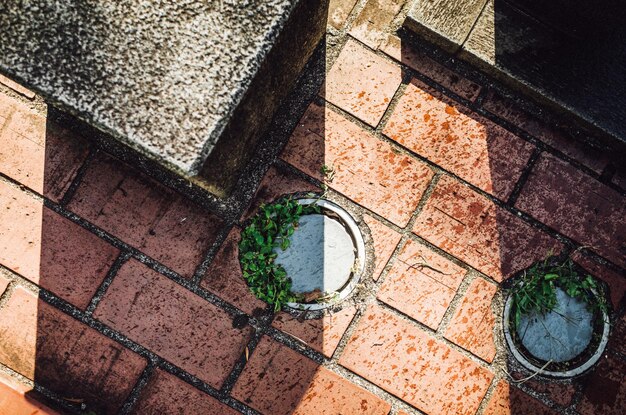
[510,258,607,330]
[239,196,320,311]
[321,164,335,182]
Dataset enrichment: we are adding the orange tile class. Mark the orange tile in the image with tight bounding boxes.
[377,239,466,329]
[444,278,497,362]
[232,336,391,415]
[339,305,493,415]
[323,40,402,126]
[282,103,434,226]
[271,306,357,357]
[413,176,561,281]
[384,79,534,201]
[380,35,481,101]
[363,215,402,281]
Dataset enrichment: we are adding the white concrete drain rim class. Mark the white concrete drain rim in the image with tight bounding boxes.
[503,289,610,378]
[283,198,365,311]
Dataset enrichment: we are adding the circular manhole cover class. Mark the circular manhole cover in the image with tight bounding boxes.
[503,287,610,378]
[277,198,365,310]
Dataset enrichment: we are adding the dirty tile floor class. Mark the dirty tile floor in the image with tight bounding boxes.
[0,1,625,414]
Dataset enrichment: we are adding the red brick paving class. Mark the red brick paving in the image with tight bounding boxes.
[0,287,146,413]
[0,95,89,202]
[2,9,626,415]
[380,35,482,102]
[323,39,402,127]
[573,252,626,309]
[444,277,497,362]
[481,90,616,175]
[232,336,391,415]
[363,214,402,281]
[340,305,494,415]
[508,372,576,407]
[200,227,267,315]
[608,313,626,356]
[133,369,239,415]
[384,79,535,200]
[0,371,61,415]
[516,153,626,268]
[0,181,119,309]
[483,381,558,415]
[349,0,405,49]
[414,175,561,281]
[577,355,626,415]
[94,260,252,389]
[68,154,223,277]
[271,306,357,357]
[242,164,320,221]
[283,102,434,226]
[377,238,467,329]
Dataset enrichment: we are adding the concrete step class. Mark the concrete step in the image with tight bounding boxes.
[0,0,328,197]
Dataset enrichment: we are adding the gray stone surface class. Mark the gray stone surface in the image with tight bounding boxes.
[0,0,301,175]
[274,214,355,294]
[517,288,593,362]
[404,0,488,52]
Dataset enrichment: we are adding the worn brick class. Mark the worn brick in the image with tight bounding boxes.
[413,176,561,281]
[377,239,466,329]
[363,215,402,281]
[380,35,481,101]
[384,79,534,200]
[339,305,493,415]
[484,381,557,415]
[444,277,497,362]
[271,306,357,357]
[0,287,146,414]
[282,103,434,226]
[349,0,405,49]
[242,164,320,222]
[0,181,119,309]
[577,355,626,415]
[608,313,626,356]
[328,0,358,30]
[0,95,89,202]
[232,336,391,415]
[200,227,267,315]
[0,74,35,99]
[509,372,576,407]
[94,260,253,389]
[516,154,626,269]
[572,252,626,309]
[482,90,612,175]
[133,369,239,415]
[323,40,402,126]
[0,371,61,415]
[68,154,223,277]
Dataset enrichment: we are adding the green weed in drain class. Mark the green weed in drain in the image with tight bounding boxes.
[239,196,320,312]
[510,257,608,331]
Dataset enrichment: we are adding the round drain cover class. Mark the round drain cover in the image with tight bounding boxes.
[517,288,593,362]
[277,198,365,310]
[274,213,355,294]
